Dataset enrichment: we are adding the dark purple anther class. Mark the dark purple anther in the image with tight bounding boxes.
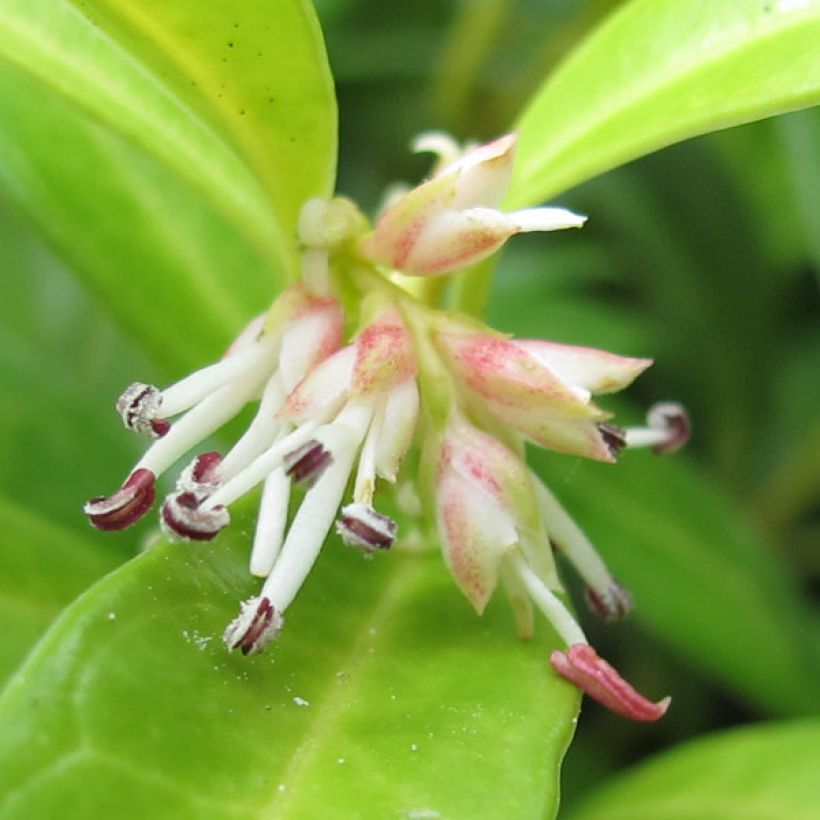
[336,503,397,552]
[223,596,284,655]
[284,440,333,487]
[585,580,634,623]
[116,382,169,438]
[161,491,229,541]
[598,423,626,459]
[647,402,691,454]
[84,468,156,531]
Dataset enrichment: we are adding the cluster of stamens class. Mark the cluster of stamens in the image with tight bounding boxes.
[84,132,691,719]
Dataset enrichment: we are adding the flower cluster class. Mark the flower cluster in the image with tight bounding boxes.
[86,133,689,720]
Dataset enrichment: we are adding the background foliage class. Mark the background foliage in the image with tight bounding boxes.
[1,0,818,817]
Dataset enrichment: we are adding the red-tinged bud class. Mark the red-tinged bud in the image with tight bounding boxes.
[336,503,397,552]
[550,644,671,721]
[585,580,634,623]
[161,491,229,541]
[223,596,284,655]
[351,310,417,398]
[84,469,156,531]
[116,383,169,438]
[284,440,333,487]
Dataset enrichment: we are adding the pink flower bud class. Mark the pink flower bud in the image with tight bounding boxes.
[359,134,585,276]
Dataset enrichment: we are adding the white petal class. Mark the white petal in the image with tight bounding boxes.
[516,340,651,394]
[505,207,587,233]
[278,345,355,422]
[448,134,517,209]
[375,379,420,481]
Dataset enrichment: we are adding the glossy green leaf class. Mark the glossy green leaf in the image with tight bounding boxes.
[0,0,335,270]
[567,719,820,820]
[0,200,162,531]
[533,450,820,716]
[509,0,820,207]
[0,497,120,688]
[0,503,579,819]
[0,63,273,370]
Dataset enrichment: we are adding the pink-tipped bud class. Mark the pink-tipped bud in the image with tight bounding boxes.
[161,492,229,541]
[284,440,333,487]
[585,580,634,623]
[336,503,397,552]
[116,383,169,438]
[647,402,691,454]
[223,596,284,655]
[550,644,670,721]
[84,469,156,531]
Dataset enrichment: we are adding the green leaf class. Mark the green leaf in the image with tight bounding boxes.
[0,497,120,688]
[0,503,579,819]
[566,719,820,820]
[0,200,162,531]
[509,0,820,207]
[0,0,336,366]
[0,64,272,370]
[533,450,820,716]
[0,0,335,268]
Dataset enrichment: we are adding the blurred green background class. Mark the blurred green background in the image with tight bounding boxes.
[1,0,818,815]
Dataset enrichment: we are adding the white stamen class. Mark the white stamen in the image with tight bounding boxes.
[216,374,285,481]
[260,428,360,612]
[204,421,323,509]
[411,131,463,170]
[250,467,291,577]
[160,335,278,417]
[533,479,613,596]
[136,366,268,477]
[623,428,671,449]
[508,553,587,646]
[353,409,380,504]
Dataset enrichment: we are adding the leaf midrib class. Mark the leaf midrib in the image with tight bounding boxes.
[256,555,428,818]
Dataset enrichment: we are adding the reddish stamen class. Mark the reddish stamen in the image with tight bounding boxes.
[550,643,670,721]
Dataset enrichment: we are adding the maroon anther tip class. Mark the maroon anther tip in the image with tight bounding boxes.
[84,468,156,531]
[223,596,284,655]
[284,440,333,487]
[550,643,671,722]
[150,418,171,437]
[161,491,229,541]
[598,423,626,459]
[585,580,634,623]
[647,402,691,454]
[336,503,397,552]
